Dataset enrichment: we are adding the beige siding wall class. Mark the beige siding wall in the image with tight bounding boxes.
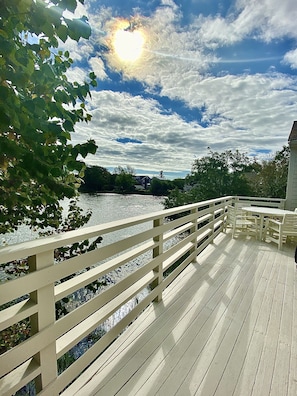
[286,141,297,210]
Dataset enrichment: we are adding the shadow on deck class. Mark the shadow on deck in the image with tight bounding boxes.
[63,232,297,396]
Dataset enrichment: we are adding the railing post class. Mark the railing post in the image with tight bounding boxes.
[152,217,164,302]
[223,200,229,231]
[29,251,57,392]
[210,202,215,241]
[233,196,239,208]
[190,207,198,255]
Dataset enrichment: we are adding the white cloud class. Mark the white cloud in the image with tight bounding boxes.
[66,66,88,84]
[251,0,297,41]
[74,91,207,173]
[69,1,297,176]
[189,0,297,48]
[74,68,297,174]
[283,49,297,69]
[89,57,108,80]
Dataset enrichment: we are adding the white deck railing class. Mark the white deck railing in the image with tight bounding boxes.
[0,195,285,395]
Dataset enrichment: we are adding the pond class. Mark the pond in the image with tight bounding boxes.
[1,193,164,246]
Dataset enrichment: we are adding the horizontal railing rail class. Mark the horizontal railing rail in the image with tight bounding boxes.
[232,195,286,209]
[0,195,285,395]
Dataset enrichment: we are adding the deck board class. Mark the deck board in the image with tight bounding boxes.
[62,232,297,396]
[272,252,295,396]
[215,249,276,396]
[288,269,297,396]
[173,240,269,396]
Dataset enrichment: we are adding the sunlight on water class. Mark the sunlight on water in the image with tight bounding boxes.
[1,193,164,246]
[78,193,164,226]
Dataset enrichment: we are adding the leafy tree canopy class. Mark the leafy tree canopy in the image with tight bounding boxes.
[164,148,289,209]
[113,166,135,194]
[250,145,289,198]
[187,149,254,199]
[150,177,175,196]
[80,165,113,192]
[0,0,98,233]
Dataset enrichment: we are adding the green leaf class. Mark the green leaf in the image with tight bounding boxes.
[50,167,62,177]
[0,29,9,39]
[63,119,75,132]
[66,17,91,41]
[0,0,97,234]
[61,0,77,13]
[90,79,97,87]
[57,24,68,42]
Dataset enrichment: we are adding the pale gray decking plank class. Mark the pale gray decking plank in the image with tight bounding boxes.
[66,232,240,395]
[113,239,262,395]
[250,247,290,395]
[91,235,254,395]
[203,247,278,396]
[269,250,295,396]
[212,248,280,396]
[63,236,296,396]
[70,233,242,395]
[169,241,272,396]
[250,283,285,393]
[147,238,264,395]
[232,246,285,396]
[288,249,297,396]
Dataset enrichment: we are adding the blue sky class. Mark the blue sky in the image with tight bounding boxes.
[65,0,297,179]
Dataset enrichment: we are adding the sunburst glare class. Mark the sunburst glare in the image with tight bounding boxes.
[113,25,145,62]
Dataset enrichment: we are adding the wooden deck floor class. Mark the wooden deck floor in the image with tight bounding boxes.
[63,232,297,396]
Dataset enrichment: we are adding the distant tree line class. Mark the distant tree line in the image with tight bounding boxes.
[80,146,289,207]
[79,165,185,195]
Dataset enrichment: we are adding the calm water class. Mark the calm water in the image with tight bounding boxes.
[78,193,164,226]
[1,193,164,246]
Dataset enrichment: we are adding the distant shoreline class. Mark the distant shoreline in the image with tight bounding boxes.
[79,189,163,196]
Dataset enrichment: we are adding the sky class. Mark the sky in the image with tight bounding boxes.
[65,0,297,179]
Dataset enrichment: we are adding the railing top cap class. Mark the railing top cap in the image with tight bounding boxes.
[0,195,233,263]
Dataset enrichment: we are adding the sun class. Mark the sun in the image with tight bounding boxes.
[113,28,145,62]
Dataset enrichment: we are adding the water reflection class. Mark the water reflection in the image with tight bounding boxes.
[1,193,164,246]
[78,193,164,226]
